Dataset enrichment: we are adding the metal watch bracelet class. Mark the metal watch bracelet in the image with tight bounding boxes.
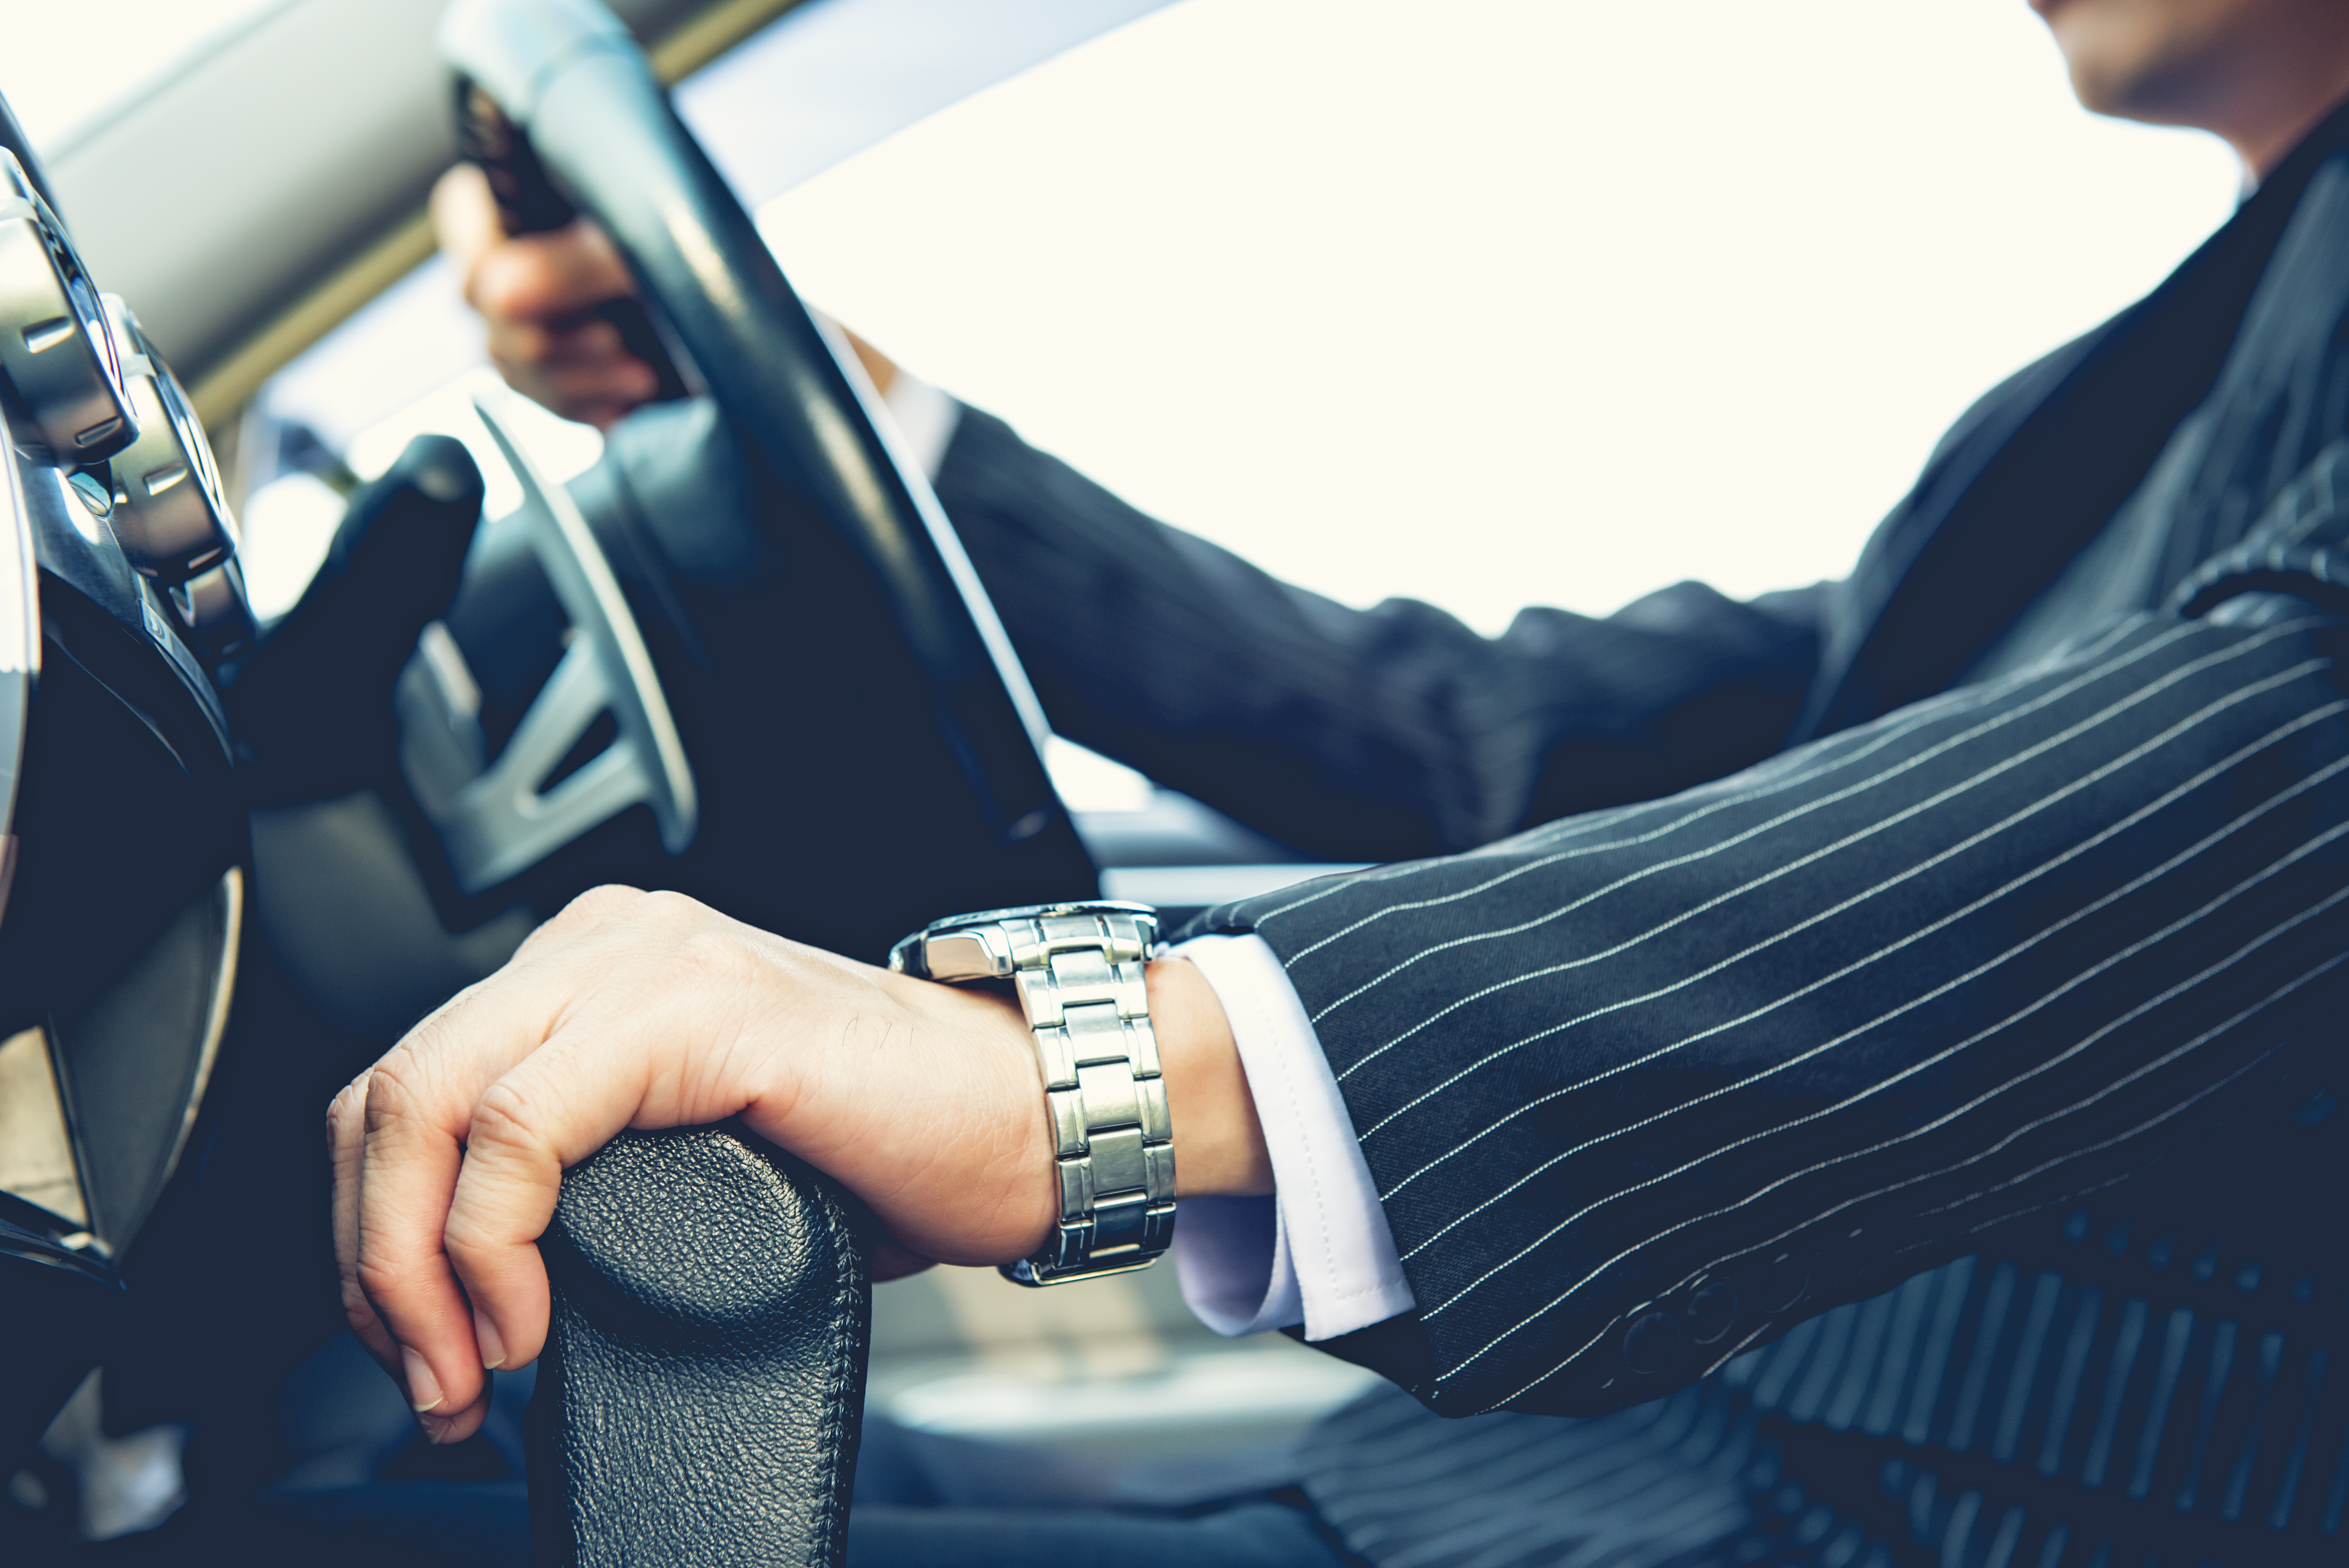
[888,901,1173,1285]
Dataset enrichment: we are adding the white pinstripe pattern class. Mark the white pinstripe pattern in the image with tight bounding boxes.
[1413,818,2349,1331]
[1905,1167,2138,1254]
[1271,697,2003,970]
[1390,727,2349,1239]
[1461,932,2345,1411]
[1483,1041,2289,1419]
[1242,615,2166,933]
[1310,618,2309,1033]
[1263,641,2136,956]
[1409,817,2349,1342]
[1431,1449,1753,1568]
[1349,1392,1740,1568]
[1289,618,2210,984]
[1447,1491,1754,1568]
[1336,638,2330,1108]
[1249,171,2349,1565]
[1913,1139,2208,1234]
[1374,700,2349,1211]
[1239,697,1963,934]
[1327,1409,1618,1502]
[1349,1403,1681,1529]
[1307,1395,1436,1469]
[1229,606,2349,1433]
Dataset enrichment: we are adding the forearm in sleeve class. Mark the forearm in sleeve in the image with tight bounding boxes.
[1195,596,2349,1417]
[929,406,1827,863]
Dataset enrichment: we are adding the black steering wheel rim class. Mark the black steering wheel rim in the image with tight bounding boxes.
[436,0,1095,923]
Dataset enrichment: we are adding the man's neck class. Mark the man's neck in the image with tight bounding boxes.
[2236,88,2349,186]
[2221,39,2349,184]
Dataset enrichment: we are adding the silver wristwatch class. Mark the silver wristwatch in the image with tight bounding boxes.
[889,900,1173,1286]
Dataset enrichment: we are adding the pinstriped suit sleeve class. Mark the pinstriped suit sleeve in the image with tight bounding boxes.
[1194,464,2349,1420]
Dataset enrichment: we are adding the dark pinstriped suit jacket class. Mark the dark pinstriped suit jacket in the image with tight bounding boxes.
[930,101,2349,1566]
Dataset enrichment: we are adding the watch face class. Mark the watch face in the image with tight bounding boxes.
[890,901,1158,981]
[920,899,1155,935]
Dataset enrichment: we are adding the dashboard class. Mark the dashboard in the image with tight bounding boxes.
[0,125,249,1473]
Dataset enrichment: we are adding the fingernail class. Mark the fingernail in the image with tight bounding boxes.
[402,1346,444,1413]
[475,1311,507,1371]
[418,1410,457,1445]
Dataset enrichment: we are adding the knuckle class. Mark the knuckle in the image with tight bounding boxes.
[441,1192,532,1263]
[326,1078,367,1141]
[361,1045,431,1132]
[353,1250,409,1305]
[467,1078,552,1161]
[561,883,646,927]
[639,888,713,932]
[439,1207,496,1261]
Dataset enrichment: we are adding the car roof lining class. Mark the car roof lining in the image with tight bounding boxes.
[42,0,800,433]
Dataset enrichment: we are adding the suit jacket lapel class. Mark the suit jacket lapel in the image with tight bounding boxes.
[1791,99,2349,743]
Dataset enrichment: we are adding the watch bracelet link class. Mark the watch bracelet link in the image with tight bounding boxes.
[891,904,1174,1285]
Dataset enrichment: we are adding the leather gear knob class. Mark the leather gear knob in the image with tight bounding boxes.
[526,1124,870,1567]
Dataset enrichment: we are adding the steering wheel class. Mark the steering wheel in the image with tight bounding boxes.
[371,1,1110,1561]
[391,0,1098,969]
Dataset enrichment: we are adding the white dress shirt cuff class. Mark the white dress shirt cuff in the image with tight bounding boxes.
[811,312,963,481]
[1165,932,1414,1341]
[882,367,961,480]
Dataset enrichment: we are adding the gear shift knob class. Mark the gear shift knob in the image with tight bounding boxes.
[526,1124,870,1568]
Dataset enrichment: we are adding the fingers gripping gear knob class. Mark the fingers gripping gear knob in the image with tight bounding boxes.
[890,902,1174,1286]
[100,295,239,584]
[0,151,136,465]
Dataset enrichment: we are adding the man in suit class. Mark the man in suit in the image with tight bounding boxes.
[342,0,2349,1561]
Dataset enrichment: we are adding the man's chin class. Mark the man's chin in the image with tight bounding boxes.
[2038,0,2215,126]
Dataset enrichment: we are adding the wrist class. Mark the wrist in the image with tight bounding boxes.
[1146,958,1273,1199]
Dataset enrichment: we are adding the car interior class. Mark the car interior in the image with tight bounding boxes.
[0,0,1388,1561]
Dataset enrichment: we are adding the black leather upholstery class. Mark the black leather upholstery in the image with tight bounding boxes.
[526,1125,869,1568]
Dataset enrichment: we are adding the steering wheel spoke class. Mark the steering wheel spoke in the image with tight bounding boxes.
[397,397,696,896]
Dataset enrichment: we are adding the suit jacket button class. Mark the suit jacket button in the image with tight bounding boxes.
[1688,1281,1737,1344]
[1624,1310,1679,1375]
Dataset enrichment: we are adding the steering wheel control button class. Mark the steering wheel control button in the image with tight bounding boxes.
[894,902,1174,1286]
[1688,1281,1739,1345]
[99,296,239,584]
[1623,1310,1679,1376]
[64,468,112,519]
[0,151,137,465]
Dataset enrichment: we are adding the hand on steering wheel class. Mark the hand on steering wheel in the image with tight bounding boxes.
[433,164,655,429]
[328,885,1264,1445]
[432,163,905,429]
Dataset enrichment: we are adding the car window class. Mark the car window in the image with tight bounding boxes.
[243,0,2242,646]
